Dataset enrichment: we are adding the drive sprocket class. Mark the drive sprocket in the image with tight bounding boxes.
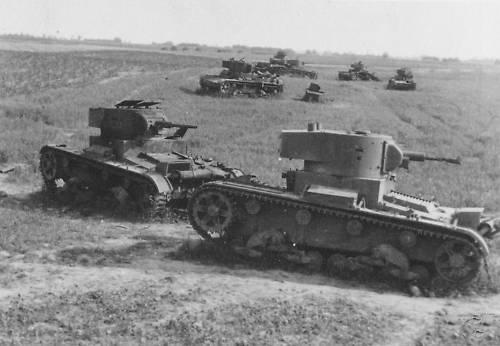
[434,239,481,284]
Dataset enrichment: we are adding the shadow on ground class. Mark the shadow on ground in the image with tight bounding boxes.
[57,234,184,267]
[0,189,185,224]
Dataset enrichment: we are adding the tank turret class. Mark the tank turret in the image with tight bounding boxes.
[86,100,197,160]
[281,123,480,227]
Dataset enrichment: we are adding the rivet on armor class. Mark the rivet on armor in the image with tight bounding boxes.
[245,199,261,215]
[295,209,312,225]
[346,220,363,236]
[399,231,417,248]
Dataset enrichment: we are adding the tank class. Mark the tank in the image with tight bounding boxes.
[188,123,497,286]
[338,61,380,81]
[387,67,417,90]
[199,59,284,97]
[254,53,318,79]
[302,83,325,102]
[39,100,243,216]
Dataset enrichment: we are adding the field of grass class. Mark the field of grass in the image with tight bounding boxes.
[1,46,499,209]
[1,40,500,345]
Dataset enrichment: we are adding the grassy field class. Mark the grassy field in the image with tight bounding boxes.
[1,40,500,345]
[2,47,498,209]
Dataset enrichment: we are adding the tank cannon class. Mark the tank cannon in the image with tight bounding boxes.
[401,151,460,168]
[40,100,243,216]
[188,122,492,288]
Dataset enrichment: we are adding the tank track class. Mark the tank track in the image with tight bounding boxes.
[189,181,487,284]
[40,146,171,218]
[139,190,168,219]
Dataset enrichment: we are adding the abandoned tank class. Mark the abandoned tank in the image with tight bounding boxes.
[254,54,318,79]
[188,123,497,286]
[40,100,243,216]
[338,61,380,81]
[199,59,283,97]
[387,67,417,90]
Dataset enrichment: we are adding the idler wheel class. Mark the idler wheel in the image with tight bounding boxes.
[188,189,234,241]
[434,239,481,284]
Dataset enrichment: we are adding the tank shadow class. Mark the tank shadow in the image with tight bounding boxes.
[0,189,185,224]
[168,239,408,295]
[57,234,184,266]
[178,86,200,96]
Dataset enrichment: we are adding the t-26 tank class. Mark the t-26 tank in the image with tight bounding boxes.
[188,123,495,286]
[40,100,243,216]
[338,61,380,81]
[387,67,417,90]
[199,59,283,97]
[254,53,318,79]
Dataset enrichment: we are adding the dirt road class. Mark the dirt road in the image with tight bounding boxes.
[1,176,499,345]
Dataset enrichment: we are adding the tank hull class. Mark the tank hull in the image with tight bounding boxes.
[254,64,317,79]
[199,75,283,97]
[188,180,488,285]
[387,79,416,90]
[40,144,241,216]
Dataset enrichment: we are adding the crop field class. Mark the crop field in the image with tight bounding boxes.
[1,39,500,345]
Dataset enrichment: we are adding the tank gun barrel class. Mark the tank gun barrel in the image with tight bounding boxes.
[152,121,197,139]
[153,120,197,130]
[401,150,461,169]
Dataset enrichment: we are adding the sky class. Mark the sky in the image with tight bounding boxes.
[0,0,499,59]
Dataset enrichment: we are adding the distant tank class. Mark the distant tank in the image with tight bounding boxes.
[255,53,318,79]
[338,61,380,81]
[199,59,283,97]
[387,67,416,90]
[40,100,243,216]
[188,123,496,286]
[302,83,325,102]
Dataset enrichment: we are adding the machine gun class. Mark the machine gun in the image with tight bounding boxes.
[151,120,198,139]
[401,150,461,169]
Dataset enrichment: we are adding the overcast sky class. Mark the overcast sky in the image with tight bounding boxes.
[0,0,499,59]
